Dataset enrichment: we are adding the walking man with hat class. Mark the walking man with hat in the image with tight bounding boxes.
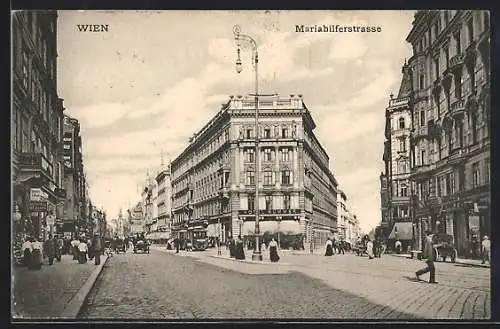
[416,230,438,284]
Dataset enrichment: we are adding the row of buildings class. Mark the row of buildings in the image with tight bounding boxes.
[12,10,105,256]
[121,94,361,249]
[380,10,490,257]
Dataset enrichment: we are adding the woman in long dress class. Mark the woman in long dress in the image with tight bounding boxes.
[235,235,245,260]
[269,238,280,262]
[29,238,43,270]
[325,238,334,256]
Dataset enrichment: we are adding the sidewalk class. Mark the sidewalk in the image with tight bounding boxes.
[12,254,108,319]
[388,253,491,268]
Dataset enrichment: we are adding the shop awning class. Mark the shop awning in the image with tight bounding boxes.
[388,222,413,240]
[242,220,301,235]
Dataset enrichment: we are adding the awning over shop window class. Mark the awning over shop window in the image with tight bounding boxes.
[388,222,413,240]
[242,220,301,235]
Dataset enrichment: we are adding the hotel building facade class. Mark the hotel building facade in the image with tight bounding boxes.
[403,10,490,257]
[170,94,338,249]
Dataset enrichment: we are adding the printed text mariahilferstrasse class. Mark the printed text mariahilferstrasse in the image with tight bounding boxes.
[296,24,382,33]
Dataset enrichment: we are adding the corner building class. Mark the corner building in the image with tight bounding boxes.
[170,95,338,249]
[406,10,490,257]
[379,70,413,248]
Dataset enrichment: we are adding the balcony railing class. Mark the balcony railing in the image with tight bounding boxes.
[411,163,436,177]
[450,98,466,117]
[18,152,53,179]
[448,147,466,165]
[449,54,464,71]
[413,125,428,140]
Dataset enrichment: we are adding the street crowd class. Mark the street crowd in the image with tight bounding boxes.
[20,233,106,270]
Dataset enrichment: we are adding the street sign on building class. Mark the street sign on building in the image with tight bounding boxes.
[30,188,42,201]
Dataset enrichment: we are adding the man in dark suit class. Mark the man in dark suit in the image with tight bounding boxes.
[416,231,438,284]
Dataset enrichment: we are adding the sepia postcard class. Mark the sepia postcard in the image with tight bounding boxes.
[11,9,492,321]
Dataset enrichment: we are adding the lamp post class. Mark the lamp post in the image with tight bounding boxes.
[233,25,263,261]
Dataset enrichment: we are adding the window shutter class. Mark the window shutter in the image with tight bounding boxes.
[272,171,276,184]
[290,171,294,184]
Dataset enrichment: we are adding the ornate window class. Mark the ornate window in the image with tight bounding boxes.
[246,148,254,162]
[248,194,255,211]
[399,117,405,129]
[282,148,289,161]
[281,170,292,185]
[283,194,291,210]
[263,148,272,161]
[265,195,273,211]
[263,170,274,185]
[246,170,255,185]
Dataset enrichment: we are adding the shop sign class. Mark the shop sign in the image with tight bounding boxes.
[30,188,42,201]
[29,201,48,212]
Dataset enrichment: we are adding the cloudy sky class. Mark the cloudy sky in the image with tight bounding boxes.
[57,10,415,233]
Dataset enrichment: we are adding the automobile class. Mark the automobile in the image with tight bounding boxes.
[134,239,150,253]
[431,233,457,263]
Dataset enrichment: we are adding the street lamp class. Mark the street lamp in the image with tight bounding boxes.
[233,24,262,261]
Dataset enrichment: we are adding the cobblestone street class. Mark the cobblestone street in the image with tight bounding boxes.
[80,248,490,320]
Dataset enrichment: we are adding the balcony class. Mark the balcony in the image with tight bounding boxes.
[449,54,464,72]
[450,99,466,118]
[410,163,436,178]
[447,147,467,166]
[412,125,428,141]
[219,185,230,198]
[18,153,54,180]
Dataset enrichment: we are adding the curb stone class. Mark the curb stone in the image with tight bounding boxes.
[59,255,109,319]
[387,253,490,268]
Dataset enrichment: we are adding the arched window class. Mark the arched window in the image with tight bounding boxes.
[399,117,405,129]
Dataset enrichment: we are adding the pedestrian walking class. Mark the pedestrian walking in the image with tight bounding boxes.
[43,234,57,265]
[269,237,280,262]
[92,233,103,265]
[71,236,80,260]
[22,236,32,267]
[216,236,222,256]
[481,235,490,265]
[325,238,334,256]
[56,235,64,262]
[416,231,438,284]
[29,238,43,270]
[309,240,314,254]
[228,236,235,258]
[87,237,94,260]
[78,239,88,264]
[366,236,374,260]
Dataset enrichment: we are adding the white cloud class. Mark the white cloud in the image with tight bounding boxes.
[71,102,131,128]
[328,34,368,62]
